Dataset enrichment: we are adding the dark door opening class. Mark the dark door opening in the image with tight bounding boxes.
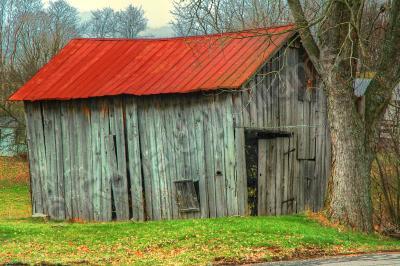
[245,138,258,216]
[245,129,293,216]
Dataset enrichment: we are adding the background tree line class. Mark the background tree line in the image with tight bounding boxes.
[0,0,147,124]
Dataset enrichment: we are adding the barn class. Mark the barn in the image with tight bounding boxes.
[10,24,331,221]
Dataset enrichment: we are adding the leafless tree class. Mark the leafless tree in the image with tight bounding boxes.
[85,5,147,38]
[171,0,291,36]
[373,87,400,232]
[15,0,80,83]
[85,8,116,38]
[115,5,147,38]
[0,0,43,120]
[46,0,80,56]
[0,0,80,135]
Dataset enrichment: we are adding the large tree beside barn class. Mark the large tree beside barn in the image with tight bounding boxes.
[173,0,400,232]
[288,0,400,232]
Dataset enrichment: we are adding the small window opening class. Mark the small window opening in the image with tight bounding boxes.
[174,180,200,213]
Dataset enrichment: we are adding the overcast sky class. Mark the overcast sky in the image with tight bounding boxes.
[44,0,174,28]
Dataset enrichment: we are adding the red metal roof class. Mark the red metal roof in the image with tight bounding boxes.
[10,24,295,101]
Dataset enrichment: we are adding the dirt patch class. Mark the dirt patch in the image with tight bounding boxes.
[213,247,400,265]
[213,245,342,265]
[0,156,29,184]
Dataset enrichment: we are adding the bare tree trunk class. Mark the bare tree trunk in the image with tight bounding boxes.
[325,83,373,232]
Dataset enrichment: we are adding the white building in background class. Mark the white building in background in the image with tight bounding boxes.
[355,79,400,139]
[0,116,25,157]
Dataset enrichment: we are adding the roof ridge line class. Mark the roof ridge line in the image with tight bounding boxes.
[72,24,295,42]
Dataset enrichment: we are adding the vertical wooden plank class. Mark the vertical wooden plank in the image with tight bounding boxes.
[163,97,180,219]
[271,52,280,129]
[174,97,190,219]
[256,69,265,128]
[24,103,44,215]
[184,97,200,219]
[261,64,270,128]
[249,78,258,128]
[305,161,316,211]
[297,160,306,213]
[281,49,291,215]
[72,101,83,219]
[154,97,172,220]
[265,61,272,127]
[275,138,282,216]
[266,140,276,215]
[309,104,317,160]
[147,98,162,220]
[66,102,79,219]
[161,99,174,220]
[282,137,290,215]
[213,94,227,217]
[186,97,199,182]
[223,96,238,216]
[275,51,286,216]
[105,133,125,220]
[288,137,296,214]
[232,93,243,128]
[257,139,267,215]
[53,103,66,220]
[35,103,50,216]
[41,102,59,219]
[125,96,144,221]
[38,103,51,215]
[180,100,193,203]
[76,101,91,220]
[90,100,103,221]
[138,99,153,220]
[99,99,112,221]
[288,47,301,213]
[241,84,251,128]
[84,100,94,220]
[168,98,186,219]
[204,95,216,218]
[109,97,130,220]
[193,97,208,218]
[235,127,247,216]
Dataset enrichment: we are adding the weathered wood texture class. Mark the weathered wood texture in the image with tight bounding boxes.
[25,93,242,221]
[232,44,330,215]
[25,41,330,221]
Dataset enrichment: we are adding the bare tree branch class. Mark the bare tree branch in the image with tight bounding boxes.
[365,0,400,134]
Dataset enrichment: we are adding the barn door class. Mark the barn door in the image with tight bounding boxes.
[257,136,294,216]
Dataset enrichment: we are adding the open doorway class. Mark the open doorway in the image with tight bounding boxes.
[245,129,293,216]
[245,137,258,216]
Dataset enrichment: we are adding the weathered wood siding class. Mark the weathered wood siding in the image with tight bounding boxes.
[25,42,330,221]
[25,93,244,221]
[231,45,331,214]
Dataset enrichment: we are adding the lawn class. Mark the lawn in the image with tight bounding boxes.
[0,157,399,265]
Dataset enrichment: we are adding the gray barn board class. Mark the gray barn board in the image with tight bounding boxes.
[24,38,331,221]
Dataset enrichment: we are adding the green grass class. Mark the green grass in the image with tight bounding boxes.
[0,158,399,265]
[0,183,31,219]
